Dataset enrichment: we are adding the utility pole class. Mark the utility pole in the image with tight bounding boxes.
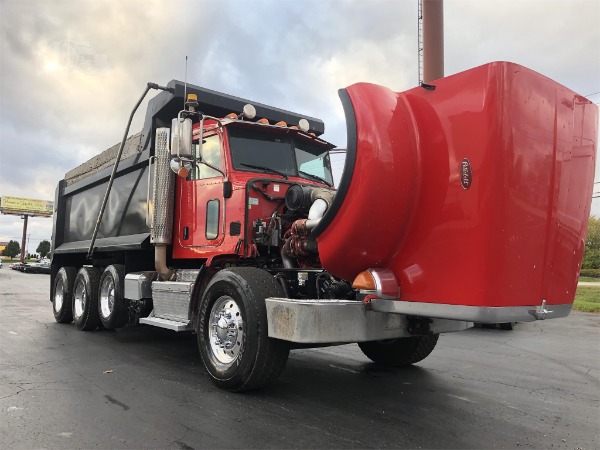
[20,215,29,262]
[422,0,444,83]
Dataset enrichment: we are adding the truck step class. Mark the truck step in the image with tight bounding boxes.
[139,316,192,332]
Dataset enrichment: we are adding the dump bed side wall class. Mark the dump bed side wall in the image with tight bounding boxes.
[53,152,152,253]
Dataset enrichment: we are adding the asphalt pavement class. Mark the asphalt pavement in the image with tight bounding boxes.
[1,269,599,449]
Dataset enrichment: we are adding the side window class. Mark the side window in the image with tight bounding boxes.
[206,199,220,240]
[190,134,222,180]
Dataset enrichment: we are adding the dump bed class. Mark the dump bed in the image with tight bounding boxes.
[315,62,598,318]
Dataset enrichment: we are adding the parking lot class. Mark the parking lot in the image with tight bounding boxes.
[0,269,599,449]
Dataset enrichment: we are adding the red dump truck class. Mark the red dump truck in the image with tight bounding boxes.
[51,62,598,390]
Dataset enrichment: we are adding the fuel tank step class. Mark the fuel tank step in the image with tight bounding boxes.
[139,316,192,332]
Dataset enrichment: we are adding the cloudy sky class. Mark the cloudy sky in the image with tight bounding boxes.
[0,0,599,252]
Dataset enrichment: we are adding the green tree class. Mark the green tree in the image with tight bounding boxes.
[36,240,51,258]
[2,240,20,260]
[583,216,600,269]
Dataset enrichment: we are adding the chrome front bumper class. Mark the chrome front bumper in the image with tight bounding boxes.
[265,298,471,344]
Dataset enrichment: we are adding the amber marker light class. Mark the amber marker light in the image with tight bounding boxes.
[275,121,287,127]
[352,271,376,290]
[226,112,238,119]
[187,93,198,102]
[257,118,269,124]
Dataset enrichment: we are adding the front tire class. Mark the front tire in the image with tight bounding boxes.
[358,334,440,367]
[98,265,128,330]
[72,267,101,331]
[53,267,77,323]
[197,267,289,391]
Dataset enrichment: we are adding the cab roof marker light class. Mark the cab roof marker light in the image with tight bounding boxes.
[226,112,238,119]
[299,118,310,132]
[242,104,257,120]
[275,121,287,127]
[257,118,269,124]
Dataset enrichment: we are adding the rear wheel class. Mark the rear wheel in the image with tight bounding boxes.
[358,334,439,367]
[197,267,289,391]
[72,267,101,331]
[53,267,77,323]
[98,265,128,330]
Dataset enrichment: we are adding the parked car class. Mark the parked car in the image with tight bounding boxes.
[11,263,27,271]
[23,263,51,274]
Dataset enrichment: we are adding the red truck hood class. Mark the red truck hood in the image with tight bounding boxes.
[314,62,598,309]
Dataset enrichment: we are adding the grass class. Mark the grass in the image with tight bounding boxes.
[573,286,600,312]
[579,276,600,283]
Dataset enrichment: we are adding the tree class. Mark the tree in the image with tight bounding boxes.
[36,240,51,258]
[2,240,20,260]
[582,216,600,269]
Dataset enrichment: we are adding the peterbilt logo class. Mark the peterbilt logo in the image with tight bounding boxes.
[460,158,472,190]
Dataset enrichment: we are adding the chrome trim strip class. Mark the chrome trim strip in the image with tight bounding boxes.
[370,269,384,293]
[370,299,573,323]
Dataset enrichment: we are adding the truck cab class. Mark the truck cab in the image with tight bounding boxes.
[172,118,334,266]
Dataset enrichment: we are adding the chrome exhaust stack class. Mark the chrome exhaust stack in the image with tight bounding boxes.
[151,128,176,281]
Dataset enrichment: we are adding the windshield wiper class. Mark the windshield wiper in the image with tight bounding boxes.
[240,163,288,179]
[299,170,333,187]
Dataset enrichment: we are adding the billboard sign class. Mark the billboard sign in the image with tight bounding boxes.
[0,196,54,217]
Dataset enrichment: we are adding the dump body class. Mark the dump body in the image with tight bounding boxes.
[315,62,598,314]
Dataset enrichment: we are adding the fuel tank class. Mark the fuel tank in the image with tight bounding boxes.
[314,62,597,312]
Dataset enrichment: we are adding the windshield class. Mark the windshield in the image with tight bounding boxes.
[228,127,333,185]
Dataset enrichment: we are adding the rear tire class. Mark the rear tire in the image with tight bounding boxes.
[358,334,439,367]
[98,265,128,330]
[53,267,77,323]
[72,267,101,331]
[197,267,289,391]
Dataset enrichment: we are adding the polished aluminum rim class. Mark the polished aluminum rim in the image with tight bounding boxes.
[100,276,114,319]
[54,278,65,313]
[209,296,243,364]
[73,280,86,319]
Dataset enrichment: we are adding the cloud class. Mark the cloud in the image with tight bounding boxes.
[0,0,599,246]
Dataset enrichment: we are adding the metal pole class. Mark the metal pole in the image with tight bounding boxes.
[20,215,28,262]
[423,0,444,83]
[87,82,171,259]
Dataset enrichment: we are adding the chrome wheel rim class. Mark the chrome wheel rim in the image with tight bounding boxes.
[209,296,243,365]
[54,278,65,313]
[100,276,114,319]
[73,280,86,319]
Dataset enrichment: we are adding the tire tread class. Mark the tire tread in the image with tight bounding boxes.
[358,334,439,367]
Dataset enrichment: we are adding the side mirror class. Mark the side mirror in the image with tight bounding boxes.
[171,117,193,158]
[223,180,233,199]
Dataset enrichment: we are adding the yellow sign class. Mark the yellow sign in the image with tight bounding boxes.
[0,196,54,217]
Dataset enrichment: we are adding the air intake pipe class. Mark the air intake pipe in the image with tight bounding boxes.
[282,186,335,267]
[151,128,176,280]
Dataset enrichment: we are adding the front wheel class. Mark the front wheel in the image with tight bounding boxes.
[197,267,289,391]
[358,334,440,367]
